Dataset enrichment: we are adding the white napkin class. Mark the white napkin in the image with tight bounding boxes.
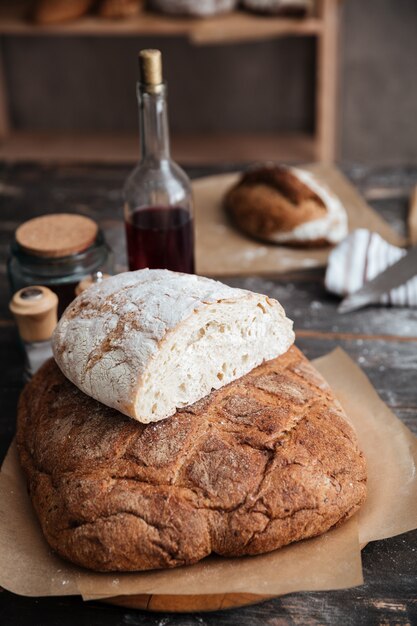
[325,229,417,306]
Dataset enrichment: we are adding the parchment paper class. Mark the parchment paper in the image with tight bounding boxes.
[0,348,416,601]
[194,164,406,276]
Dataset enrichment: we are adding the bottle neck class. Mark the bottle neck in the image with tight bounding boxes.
[138,83,170,163]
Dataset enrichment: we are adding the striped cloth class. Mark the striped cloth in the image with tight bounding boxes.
[325,229,417,306]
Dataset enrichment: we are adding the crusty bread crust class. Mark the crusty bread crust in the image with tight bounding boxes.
[224,165,348,246]
[17,346,366,572]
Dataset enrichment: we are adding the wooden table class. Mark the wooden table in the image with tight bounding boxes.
[0,162,416,625]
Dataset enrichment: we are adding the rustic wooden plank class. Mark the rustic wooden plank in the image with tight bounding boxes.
[0,135,416,199]
[1,163,410,241]
[224,276,417,339]
[294,336,417,415]
[297,329,417,343]
[0,131,316,165]
[346,164,417,206]
[2,161,415,223]
[1,163,414,333]
[1,162,417,626]
[0,527,416,625]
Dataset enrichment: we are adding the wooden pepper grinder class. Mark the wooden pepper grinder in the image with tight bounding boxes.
[9,286,58,380]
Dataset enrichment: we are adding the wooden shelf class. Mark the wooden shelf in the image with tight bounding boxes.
[0,2,321,44]
[0,131,316,164]
[0,0,339,163]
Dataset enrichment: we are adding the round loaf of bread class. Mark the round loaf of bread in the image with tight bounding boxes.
[224,165,348,246]
[52,269,294,424]
[17,346,367,572]
[149,0,237,17]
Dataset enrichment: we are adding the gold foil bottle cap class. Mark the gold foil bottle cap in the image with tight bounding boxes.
[139,49,163,93]
[9,286,58,342]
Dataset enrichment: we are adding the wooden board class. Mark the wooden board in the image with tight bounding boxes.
[103,592,273,612]
[194,164,406,277]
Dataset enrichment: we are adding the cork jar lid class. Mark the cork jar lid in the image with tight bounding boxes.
[16,214,98,258]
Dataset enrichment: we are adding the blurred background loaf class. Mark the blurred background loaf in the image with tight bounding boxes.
[148,0,238,17]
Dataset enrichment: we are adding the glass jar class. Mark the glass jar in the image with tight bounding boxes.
[8,221,113,316]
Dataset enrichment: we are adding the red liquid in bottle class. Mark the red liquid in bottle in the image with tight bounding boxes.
[126,206,195,273]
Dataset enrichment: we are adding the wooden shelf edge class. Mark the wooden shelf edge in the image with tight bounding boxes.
[0,131,316,164]
[0,5,322,42]
[191,16,322,45]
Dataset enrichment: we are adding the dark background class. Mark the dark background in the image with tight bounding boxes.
[2,0,417,164]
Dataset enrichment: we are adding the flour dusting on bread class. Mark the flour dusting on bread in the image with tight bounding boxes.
[53,269,294,423]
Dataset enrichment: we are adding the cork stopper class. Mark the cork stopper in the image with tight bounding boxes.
[75,271,110,296]
[10,286,58,342]
[139,49,163,93]
[16,214,98,258]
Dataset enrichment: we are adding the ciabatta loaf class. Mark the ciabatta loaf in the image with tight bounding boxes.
[53,270,294,423]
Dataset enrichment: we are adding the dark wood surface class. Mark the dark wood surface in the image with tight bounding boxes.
[0,162,416,625]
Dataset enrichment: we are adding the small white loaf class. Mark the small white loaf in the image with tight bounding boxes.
[53,270,294,423]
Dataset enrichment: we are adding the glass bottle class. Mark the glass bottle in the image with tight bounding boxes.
[124,49,195,274]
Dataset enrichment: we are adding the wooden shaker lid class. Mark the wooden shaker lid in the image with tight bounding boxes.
[16,214,98,258]
[9,286,58,342]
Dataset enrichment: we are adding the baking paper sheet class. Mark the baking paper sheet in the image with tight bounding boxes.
[0,348,416,601]
[194,164,406,276]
